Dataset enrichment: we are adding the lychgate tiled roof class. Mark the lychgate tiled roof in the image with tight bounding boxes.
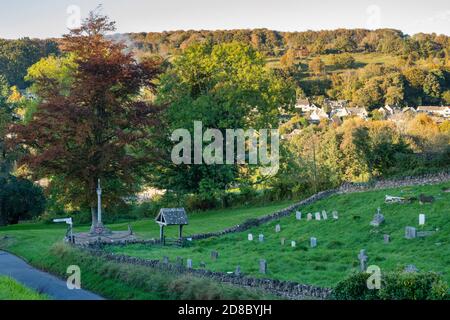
[155,208,189,226]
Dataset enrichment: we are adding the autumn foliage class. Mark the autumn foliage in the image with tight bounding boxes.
[11,12,163,210]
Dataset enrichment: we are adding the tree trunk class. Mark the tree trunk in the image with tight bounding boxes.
[90,206,98,233]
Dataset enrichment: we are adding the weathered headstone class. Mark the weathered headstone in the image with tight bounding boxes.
[296,211,302,220]
[370,207,385,227]
[187,259,193,269]
[235,265,241,276]
[307,213,313,221]
[259,259,267,274]
[162,256,169,264]
[310,237,317,248]
[358,249,368,272]
[404,264,419,273]
[259,234,265,242]
[405,226,417,239]
[248,233,253,241]
[315,212,321,221]
[275,224,281,233]
[176,256,183,266]
[332,210,339,220]
[419,214,426,226]
[280,237,285,245]
[322,210,328,220]
[417,230,434,238]
[419,194,434,204]
[200,261,206,268]
[383,234,390,244]
[291,241,296,248]
[211,250,219,260]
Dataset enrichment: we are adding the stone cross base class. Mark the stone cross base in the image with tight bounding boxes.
[89,222,112,236]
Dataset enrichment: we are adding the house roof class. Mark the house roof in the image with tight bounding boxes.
[347,107,368,115]
[296,99,310,106]
[417,106,449,111]
[155,208,189,226]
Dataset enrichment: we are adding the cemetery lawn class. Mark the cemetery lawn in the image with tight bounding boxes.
[105,182,450,288]
[0,201,291,300]
[0,276,48,300]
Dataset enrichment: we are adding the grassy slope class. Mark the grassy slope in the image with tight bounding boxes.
[0,201,292,261]
[105,182,450,288]
[0,202,291,300]
[0,276,48,300]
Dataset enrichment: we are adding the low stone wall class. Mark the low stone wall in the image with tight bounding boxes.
[85,249,332,300]
[337,171,450,194]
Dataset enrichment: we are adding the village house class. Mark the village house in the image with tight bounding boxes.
[295,99,319,113]
[347,107,369,120]
[330,106,350,118]
[416,106,450,118]
[308,108,329,123]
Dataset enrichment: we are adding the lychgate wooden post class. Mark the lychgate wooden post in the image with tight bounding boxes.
[155,208,189,246]
[179,225,183,239]
[160,224,165,244]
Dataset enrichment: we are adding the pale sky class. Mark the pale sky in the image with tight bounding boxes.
[0,0,449,39]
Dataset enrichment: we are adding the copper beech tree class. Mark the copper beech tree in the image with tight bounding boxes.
[12,12,163,227]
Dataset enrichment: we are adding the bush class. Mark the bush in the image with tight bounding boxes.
[0,175,46,226]
[333,271,449,300]
[380,272,449,300]
[333,272,379,300]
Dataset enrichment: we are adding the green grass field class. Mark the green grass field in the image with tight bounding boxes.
[1,183,449,298]
[105,182,450,288]
[0,201,292,299]
[0,201,292,261]
[0,276,48,300]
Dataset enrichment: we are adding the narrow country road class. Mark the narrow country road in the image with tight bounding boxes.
[0,250,104,300]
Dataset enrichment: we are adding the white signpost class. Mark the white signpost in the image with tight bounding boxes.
[53,217,74,242]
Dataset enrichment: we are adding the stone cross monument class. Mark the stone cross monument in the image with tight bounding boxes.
[90,179,111,235]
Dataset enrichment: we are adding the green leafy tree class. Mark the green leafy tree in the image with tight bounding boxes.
[152,42,295,199]
[0,175,46,226]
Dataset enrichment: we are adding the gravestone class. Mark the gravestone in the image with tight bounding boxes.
[358,249,368,272]
[419,214,426,226]
[307,213,313,221]
[176,256,183,266]
[211,250,219,260]
[383,234,390,244]
[405,226,417,239]
[162,256,169,264]
[275,224,281,233]
[281,238,285,245]
[259,259,267,274]
[310,237,317,248]
[235,266,241,276]
[370,207,385,227]
[200,262,206,268]
[296,211,302,220]
[419,194,434,204]
[417,230,434,238]
[315,212,321,221]
[291,241,296,248]
[187,259,193,269]
[322,210,328,220]
[332,210,339,220]
[248,233,253,241]
[259,234,265,242]
[404,264,419,273]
